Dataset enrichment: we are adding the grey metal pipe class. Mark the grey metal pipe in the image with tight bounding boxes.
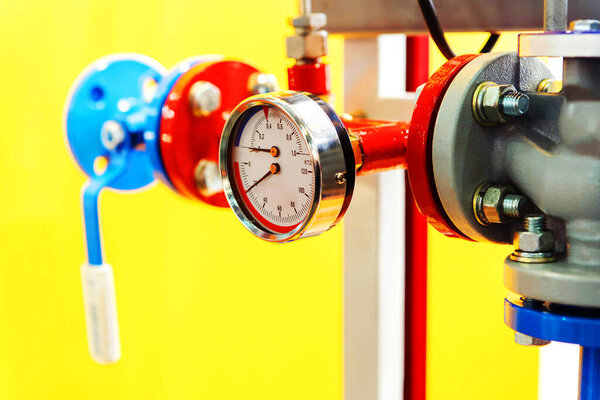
[300,0,311,16]
[544,0,568,31]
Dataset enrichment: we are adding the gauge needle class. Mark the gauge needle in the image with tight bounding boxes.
[242,146,280,157]
[242,146,270,153]
[246,163,280,193]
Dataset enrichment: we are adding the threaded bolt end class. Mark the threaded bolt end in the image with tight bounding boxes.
[501,92,530,116]
[502,194,525,218]
[524,215,547,233]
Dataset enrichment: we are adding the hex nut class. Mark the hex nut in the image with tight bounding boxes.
[292,13,327,30]
[481,84,517,124]
[514,230,555,253]
[286,31,328,60]
[480,185,513,224]
[100,120,126,151]
[514,332,550,346]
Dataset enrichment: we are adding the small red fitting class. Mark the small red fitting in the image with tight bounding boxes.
[343,118,409,175]
[287,63,331,95]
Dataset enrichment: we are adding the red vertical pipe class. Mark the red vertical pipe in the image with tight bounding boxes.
[404,35,429,400]
[406,36,430,92]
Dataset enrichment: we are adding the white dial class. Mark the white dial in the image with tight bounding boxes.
[229,106,316,233]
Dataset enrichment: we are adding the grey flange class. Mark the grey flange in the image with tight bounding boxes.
[505,257,600,307]
[431,52,554,244]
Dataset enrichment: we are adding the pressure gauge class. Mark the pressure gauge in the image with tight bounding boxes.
[220,91,355,242]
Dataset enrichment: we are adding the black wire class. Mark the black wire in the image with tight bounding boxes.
[479,33,500,53]
[416,0,500,60]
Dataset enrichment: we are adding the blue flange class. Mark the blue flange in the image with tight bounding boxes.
[145,55,221,189]
[505,296,600,348]
[65,54,166,191]
[506,295,600,400]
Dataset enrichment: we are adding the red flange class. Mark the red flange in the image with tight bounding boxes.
[407,54,480,238]
[159,60,260,207]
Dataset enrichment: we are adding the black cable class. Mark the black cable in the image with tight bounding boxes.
[416,0,500,60]
[479,33,500,53]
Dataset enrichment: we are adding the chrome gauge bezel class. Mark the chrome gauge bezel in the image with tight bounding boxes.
[220,91,355,242]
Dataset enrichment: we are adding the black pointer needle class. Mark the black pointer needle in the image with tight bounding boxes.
[242,146,270,153]
[242,146,280,157]
[245,163,280,193]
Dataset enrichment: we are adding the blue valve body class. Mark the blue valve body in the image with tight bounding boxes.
[65,55,166,265]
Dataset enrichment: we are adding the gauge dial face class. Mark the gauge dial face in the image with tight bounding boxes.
[229,106,316,234]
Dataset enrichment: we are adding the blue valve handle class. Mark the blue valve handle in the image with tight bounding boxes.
[82,149,130,266]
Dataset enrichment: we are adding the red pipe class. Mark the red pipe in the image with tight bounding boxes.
[406,36,430,92]
[342,118,410,175]
[404,35,429,400]
[288,63,331,96]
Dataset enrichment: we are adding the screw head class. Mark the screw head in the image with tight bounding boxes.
[335,172,346,184]
[189,81,221,117]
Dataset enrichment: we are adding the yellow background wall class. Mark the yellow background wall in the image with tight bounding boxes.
[0,1,539,399]
[0,1,345,399]
[427,33,539,400]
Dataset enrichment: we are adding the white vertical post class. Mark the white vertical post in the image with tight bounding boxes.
[343,34,414,400]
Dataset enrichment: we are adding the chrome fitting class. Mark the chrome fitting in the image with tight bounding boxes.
[286,31,328,61]
[473,183,528,225]
[472,82,530,125]
[247,73,279,95]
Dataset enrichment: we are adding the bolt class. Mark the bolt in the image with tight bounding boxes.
[473,82,530,125]
[473,183,528,225]
[335,172,346,184]
[100,120,126,151]
[500,92,530,117]
[570,19,600,32]
[524,215,547,233]
[510,214,556,263]
[189,81,221,117]
[248,73,279,95]
[514,332,550,347]
[194,160,222,197]
[502,194,525,218]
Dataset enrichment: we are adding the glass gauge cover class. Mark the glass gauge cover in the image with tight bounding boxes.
[220,91,355,242]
